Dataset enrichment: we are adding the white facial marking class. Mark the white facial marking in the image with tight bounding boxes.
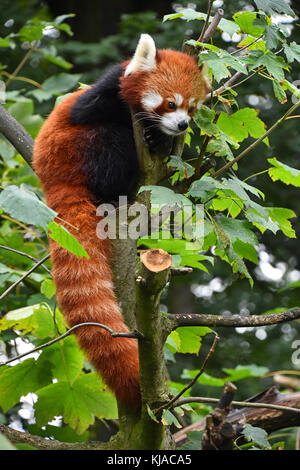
[174,93,183,106]
[124,34,157,77]
[160,109,190,135]
[141,91,163,111]
[189,97,196,107]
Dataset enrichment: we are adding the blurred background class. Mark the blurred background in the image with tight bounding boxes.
[1,0,300,446]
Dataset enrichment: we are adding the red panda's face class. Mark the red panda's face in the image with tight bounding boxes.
[120,34,210,137]
[140,90,200,136]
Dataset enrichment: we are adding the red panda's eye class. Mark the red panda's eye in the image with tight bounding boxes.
[188,106,195,114]
[168,101,176,110]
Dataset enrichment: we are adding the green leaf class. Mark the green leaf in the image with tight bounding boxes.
[182,364,268,388]
[242,423,271,449]
[198,50,230,82]
[180,431,203,450]
[272,80,287,103]
[268,157,300,187]
[168,327,212,354]
[53,14,75,25]
[0,36,14,48]
[0,432,16,450]
[18,23,44,42]
[212,195,243,218]
[216,216,259,246]
[27,423,88,443]
[254,0,295,17]
[226,245,253,286]
[0,137,16,161]
[247,50,288,81]
[179,253,213,272]
[138,185,192,208]
[48,221,89,259]
[223,364,269,381]
[282,79,300,101]
[233,11,265,37]
[193,106,219,136]
[206,139,234,162]
[182,370,225,387]
[163,10,240,36]
[217,108,268,144]
[41,336,84,384]
[264,24,283,50]
[237,35,266,52]
[35,373,118,434]
[233,239,258,264]
[7,98,44,138]
[0,358,52,412]
[266,207,296,238]
[0,185,56,231]
[161,409,181,428]
[284,42,300,63]
[167,156,194,179]
[188,176,218,201]
[41,73,81,95]
[40,279,56,299]
[0,303,67,338]
[198,48,246,83]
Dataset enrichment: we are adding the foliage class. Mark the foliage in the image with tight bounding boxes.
[0,0,300,449]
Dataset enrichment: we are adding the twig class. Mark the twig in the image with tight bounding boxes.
[155,333,219,415]
[0,105,34,166]
[230,34,264,56]
[201,8,224,43]
[167,307,300,328]
[170,266,193,276]
[0,254,50,301]
[195,112,220,177]
[198,0,215,43]
[0,321,139,367]
[213,99,300,178]
[205,71,245,102]
[0,245,51,275]
[173,396,300,414]
[5,42,38,88]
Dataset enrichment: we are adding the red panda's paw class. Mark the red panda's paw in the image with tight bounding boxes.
[143,126,173,154]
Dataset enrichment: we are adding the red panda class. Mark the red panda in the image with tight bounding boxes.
[33,34,209,409]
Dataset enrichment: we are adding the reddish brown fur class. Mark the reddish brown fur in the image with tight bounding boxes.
[33,91,140,408]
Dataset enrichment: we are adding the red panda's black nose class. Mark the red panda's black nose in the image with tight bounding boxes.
[178,120,188,131]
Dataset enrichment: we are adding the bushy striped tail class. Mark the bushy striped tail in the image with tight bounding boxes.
[48,188,140,408]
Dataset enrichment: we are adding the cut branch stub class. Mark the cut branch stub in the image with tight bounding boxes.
[140,249,172,273]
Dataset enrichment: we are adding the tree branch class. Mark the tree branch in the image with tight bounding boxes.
[0,423,103,450]
[201,8,224,43]
[0,105,34,166]
[167,307,300,329]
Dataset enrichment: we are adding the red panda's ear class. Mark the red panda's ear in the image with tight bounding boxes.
[124,34,157,77]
